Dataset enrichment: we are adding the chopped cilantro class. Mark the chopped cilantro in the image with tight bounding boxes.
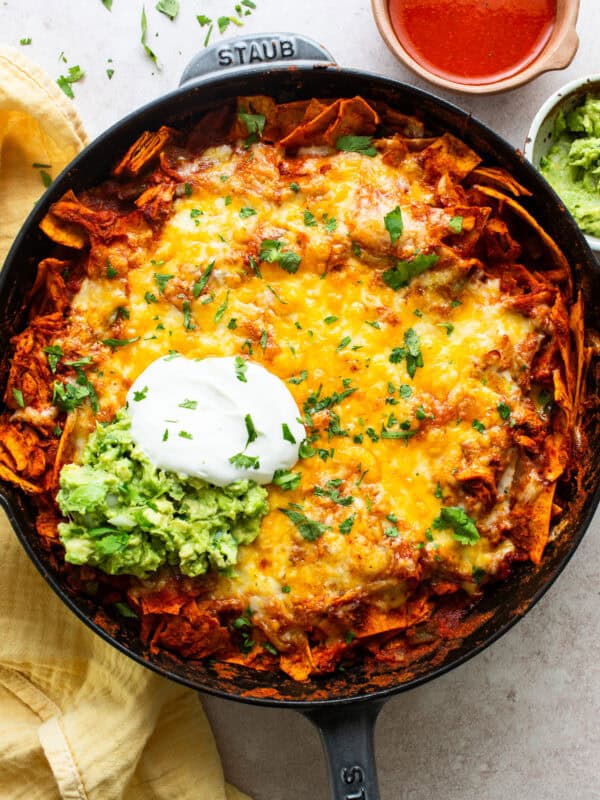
[214,290,229,324]
[178,430,193,440]
[288,370,307,385]
[281,584,291,593]
[433,506,480,545]
[144,291,157,304]
[240,207,257,218]
[324,315,338,325]
[383,253,439,290]
[102,337,140,349]
[389,328,423,379]
[272,469,301,490]
[384,206,404,245]
[336,336,351,351]
[497,403,511,420]
[229,452,260,469]
[314,479,354,507]
[434,482,443,499]
[19,37,32,45]
[56,65,85,99]
[304,209,317,227]
[43,344,63,373]
[365,320,381,329]
[12,388,25,408]
[106,260,118,279]
[290,182,300,193]
[472,419,486,434]
[182,300,195,330]
[259,238,301,273]
[351,241,362,257]
[260,329,268,351]
[282,423,296,444]
[238,111,266,145]
[227,318,237,330]
[339,514,355,534]
[448,215,464,234]
[280,507,329,541]
[335,135,377,157]
[323,213,337,232]
[437,322,454,336]
[234,356,247,382]
[154,273,174,294]
[193,261,214,297]
[156,0,179,19]
[141,7,160,67]
[245,413,258,445]
[384,527,398,538]
[133,386,149,402]
[399,384,412,399]
[178,398,198,410]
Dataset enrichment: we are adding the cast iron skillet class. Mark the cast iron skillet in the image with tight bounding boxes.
[1,34,600,800]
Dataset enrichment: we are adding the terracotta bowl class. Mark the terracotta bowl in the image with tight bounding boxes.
[371,0,580,94]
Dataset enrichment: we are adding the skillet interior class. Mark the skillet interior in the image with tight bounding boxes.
[1,65,600,707]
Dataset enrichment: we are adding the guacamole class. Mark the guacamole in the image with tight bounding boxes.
[56,412,269,578]
[540,94,600,237]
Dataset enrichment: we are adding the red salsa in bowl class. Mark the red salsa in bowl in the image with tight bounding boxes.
[388,0,556,86]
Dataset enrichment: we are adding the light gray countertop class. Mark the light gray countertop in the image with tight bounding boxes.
[2,1,599,798]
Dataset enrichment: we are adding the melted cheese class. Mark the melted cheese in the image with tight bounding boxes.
[67,142,542,615]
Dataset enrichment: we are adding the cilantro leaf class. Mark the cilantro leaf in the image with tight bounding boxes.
[259,238,301,273]
[240,207,257,218]
[497,403,511,420]
[272,469,301,490]
[383,253,439,290]
[43,344,63,373]
[192,261,214,297]
[384,206,404,245]
[448,215,464,234]
[335,135,377,157]
[235,356,248,382]
[156,0,179,20]
[238,111,266,145]
[141,7,160,67]
[280,508,329,541]
[245,413,258,445]
[12,388,25,408]
[339,514,355,534]
[229,452,260,469]
[154,273,174,294]
[102,337,140,349]
[433,506,480,545]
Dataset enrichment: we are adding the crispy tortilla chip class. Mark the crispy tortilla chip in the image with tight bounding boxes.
[233,95,280,142]
[528,483,557,564]
[27,258,70,315]
[113,126,174,178]
[469,167,532,197]
[135,182,176,221]
[474,185,571,281]
[421,133,482,182]
[371,101,425,137]
[40,191,89,249]
[0,463,43,494]
[279,637,314,681]
[280,96,379,150]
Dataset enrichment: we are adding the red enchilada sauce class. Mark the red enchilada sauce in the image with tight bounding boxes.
[388,0,556,85]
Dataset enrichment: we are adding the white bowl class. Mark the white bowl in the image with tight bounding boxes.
[524,74,600,253]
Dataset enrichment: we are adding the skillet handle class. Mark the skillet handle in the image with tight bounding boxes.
[302,700,385,800]
[179,32,336,87]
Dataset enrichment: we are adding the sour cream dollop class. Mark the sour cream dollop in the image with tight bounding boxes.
[126,355,305,487]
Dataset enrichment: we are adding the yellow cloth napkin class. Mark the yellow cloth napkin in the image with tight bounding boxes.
[0,47,248,800]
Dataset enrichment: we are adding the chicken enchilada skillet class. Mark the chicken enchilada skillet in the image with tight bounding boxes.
[1,36,599,800]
